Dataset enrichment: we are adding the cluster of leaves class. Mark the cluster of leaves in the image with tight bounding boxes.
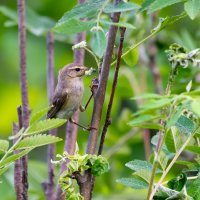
[53,151,110,200]
[118,44,200,199]
[0,108,66,177]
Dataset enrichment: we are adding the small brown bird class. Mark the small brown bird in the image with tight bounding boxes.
[47,63,88,124]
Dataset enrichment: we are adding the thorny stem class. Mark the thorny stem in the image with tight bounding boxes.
[18,0,29,198]
[98,27,126,155]
[147,67,178,200]
[42,32,56,200]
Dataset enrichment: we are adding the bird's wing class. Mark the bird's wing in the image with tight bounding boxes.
[47,92,68,119]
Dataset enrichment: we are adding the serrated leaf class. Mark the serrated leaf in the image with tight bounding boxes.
[26,118,66,135]
[104,1,140,13]
[30,107,49,125]
[129,114,161,126]
[149,0,182,13]
[14,134,62,150]
[185,146,200,155]
[0,148,33,168]
[184,0,200,20]
[0,6,55,36]
[175,115,196,135]
[133,170,151,183]
[165,127,182,153]
[123,47,139,66]
[91,29,107,58]
[187,177,200,200]
[0,140,9,153]
[53,19,95,34]
[125,160,153,171]
[116,177,148,189]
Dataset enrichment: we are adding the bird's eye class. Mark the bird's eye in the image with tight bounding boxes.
[75,68,80,72]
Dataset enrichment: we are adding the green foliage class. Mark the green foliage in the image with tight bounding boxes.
[0,140,9,154]
[187,177,200,200]
[184,0,200,20]
[54,151,110,199]
[0,6,55,36]
[167,173,187,191]
[14,134,62,150]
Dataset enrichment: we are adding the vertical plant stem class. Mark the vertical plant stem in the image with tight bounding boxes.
[42,32,56,200]
[13,106,23,200]
[55,1,86,199]
[79,1,121,199]
[147,67,178,200]
[98,27,126,155]
[18,0,30,199]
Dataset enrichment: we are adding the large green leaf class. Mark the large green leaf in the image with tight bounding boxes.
[149,0,183,13]
[125,160,153,171]
[30,107,49,125]
[0,140,9,154]
[184,0,200,20]
[14,134,62,150]
[26,118,67,135]
[165,127,182,153]
[187,177,200,200]
[0,148,33,168]
[0,6,55,36]
[175,115,196,136]
[116,177,148,189]
[123,47,139,67]
[104,1,141,13]
[133,170,151,183]
[185,146,200,155]
[91,28,107,58]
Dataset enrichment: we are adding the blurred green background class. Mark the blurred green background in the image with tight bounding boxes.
[1,0,200,199]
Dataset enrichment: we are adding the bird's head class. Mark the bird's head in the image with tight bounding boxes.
[59,63,88,79]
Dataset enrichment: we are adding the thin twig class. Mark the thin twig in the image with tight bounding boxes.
[18,0,29,198]
[42,32,56,200]
[98,27,126,155]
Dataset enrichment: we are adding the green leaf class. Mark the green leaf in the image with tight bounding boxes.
[0,148,33,168]
[129,122,163,129]
[30,107,49,125]
[129,114,161,126]
[116,177,148,189]
[165,127,182,153]
[100,19,136,29]
[131,93,163,100]
[125,160,153,171]
[184,0,200,20]
[26,118,67,135]
[167,173,187,191]
[0,140,9,153]
[158,151,168,170]
[187,177,200,200]
[140,0,155,12]
[191,100,200,117]
[0,6,55,36]
[0,166,9,176]
[185,146,200,155]
[123,47,139,66]
[104,2,141,13]
[14,134,62,150]
[53,19,95,34]
[91,28,107,58]
[133,170,151,183]
[149,0,183,13]
[175,115,196,136]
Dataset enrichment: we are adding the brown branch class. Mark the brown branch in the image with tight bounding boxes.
[18,0,30,198]
[42,32,57,200]
[98,27,126,155]
[13,106,23,200]
[55,1,86,199]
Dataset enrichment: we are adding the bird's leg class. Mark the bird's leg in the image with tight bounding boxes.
[69,118,96,131]
[79,93,93,112]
